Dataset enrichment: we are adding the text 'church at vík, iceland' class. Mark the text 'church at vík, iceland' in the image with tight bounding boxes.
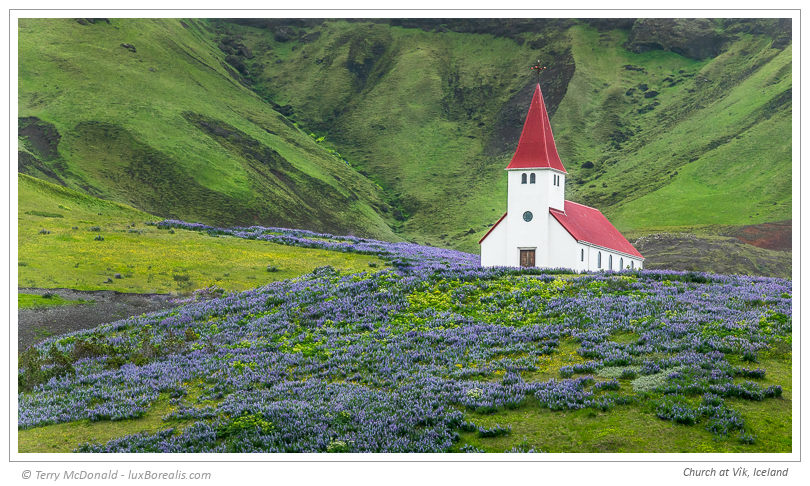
[479,84,644,271]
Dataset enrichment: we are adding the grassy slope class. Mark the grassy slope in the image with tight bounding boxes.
[18,174,383,293]
[236,21,543,249]
[18,293,91,309]
[562,29,792,229]
[239,21,791,253]
[18,18,397,240]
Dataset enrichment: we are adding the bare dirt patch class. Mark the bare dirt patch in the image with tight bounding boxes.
[17,288,179,351]
[723,220,792,252]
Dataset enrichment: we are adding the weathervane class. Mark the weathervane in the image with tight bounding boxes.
[530,60,548,83]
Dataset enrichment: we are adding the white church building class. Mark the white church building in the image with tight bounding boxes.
[480,84,644,271]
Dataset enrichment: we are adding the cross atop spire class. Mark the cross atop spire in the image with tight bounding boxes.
[530,60,547,83]
[505,83,566,173]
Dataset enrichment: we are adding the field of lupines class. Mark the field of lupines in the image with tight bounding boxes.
[18,223,792,453]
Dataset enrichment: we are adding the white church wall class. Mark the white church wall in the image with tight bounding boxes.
[546,216,579,270]
[578,244,590,272]
[584,244,643,272]
[480,218,508,266]
[505,171,549,267]
[547,170,565,211]
[587,246,603,272]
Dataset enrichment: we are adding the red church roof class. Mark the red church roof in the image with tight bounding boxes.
[550,201,644,259]
[506,84,567,173]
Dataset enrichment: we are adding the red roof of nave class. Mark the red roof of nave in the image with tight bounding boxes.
[549,201,643,258]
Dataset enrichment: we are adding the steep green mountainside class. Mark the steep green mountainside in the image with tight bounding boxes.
[18,18,791,261]
[557,26,791,232]
[18,18,397,241]
[228,18,791,252]
[231,19,573,249]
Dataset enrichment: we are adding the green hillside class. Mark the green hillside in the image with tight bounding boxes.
[18,18,791,257]
[18,18,397,240]
[18,173,383,293]
[231,19,791,251]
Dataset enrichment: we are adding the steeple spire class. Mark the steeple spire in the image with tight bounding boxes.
[505,84,566,173]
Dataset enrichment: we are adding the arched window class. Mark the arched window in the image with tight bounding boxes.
[581,248,584,262]
[631,261,635,270]
[609,255,613,270]
[530,173,536,184]
[521,173,527,184]
[597,251,602,268]
[620,257,624,270]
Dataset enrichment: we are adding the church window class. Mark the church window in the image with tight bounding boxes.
[581,248,584,262]
[530,173,536,184]
[522,211,533,222]
[620,257,624,270]
[598,251,602,268]
[609,255,613,270]
[631,261,635,270]
[521,173,527,184]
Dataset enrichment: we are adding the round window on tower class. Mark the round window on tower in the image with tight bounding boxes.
[523,211,533,222]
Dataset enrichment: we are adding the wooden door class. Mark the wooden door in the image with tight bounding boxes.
[520,249,535,267]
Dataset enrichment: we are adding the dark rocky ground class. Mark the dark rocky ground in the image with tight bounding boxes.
[17,288,179,351]
[633,233,792,279]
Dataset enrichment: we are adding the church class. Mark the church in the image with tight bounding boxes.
[479,84,644,271]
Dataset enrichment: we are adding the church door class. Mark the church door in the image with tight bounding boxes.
[519,249,535,267]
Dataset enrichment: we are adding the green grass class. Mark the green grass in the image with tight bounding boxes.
[451,355,790,453]
[555,27,791,233]
[18,396,176,453]
[18,18,397,240]
[18,293,91,309]
[18,173,385,293]
[19,380,221,453]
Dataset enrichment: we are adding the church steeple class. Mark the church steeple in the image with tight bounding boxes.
[505,84,566,173]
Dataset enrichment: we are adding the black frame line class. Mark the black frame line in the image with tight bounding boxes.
[8,8,801,464]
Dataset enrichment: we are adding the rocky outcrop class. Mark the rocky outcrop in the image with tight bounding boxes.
[720,18,792,49]
[580,18,636,31]
[626,19,728,60]
[344,28,393,87]
[19,117,61,160]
